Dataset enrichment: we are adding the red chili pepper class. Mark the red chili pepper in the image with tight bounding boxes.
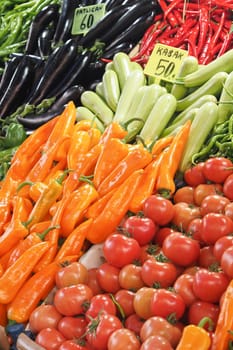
[160,18,197,47]
[157,0,180,27]
[197,6,210,55]
[209,11,226,53]
[198,24,213,64]
[217,32,233,57]
[185,22,199,57]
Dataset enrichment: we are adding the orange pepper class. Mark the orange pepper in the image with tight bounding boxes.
[211,279,233,350]
[151,135,174,156]
[33,195,70,273]
[176,324,211,350]
[156,120,191,197]
[93,137,129,188]
[63,143,103,195]
[26,171,67,229]
[6,225,58,268]
[25,135,69,185]
[67,128,91,170]
[0,196,32,256]
[88,127,102,148]
[55,219,93,261]
[29,220,51,234]
[86,169,144,244]
[43,101,76,151]
[60,183,99,237]
[7,116,59,181]
[0,241,50,304]
[97,144,152,197]
[99,121,127,144]
[129,152,164,213]
[85,189,115,220]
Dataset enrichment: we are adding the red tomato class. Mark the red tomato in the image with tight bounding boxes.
[223,174,233,200]
[193,184,223,206]
[107,328,141,350]
[173,186,195,204]
[198,246,219,268]
[154,227,175,246]
[171,202,201,231]
[184,162,206,187]
[55,262,88,289]
[140,316,182,348]
[192,268,230,303]
[150,289,186,321]
[200,194,230,216]
[124,313,144,335]
[36,328,66,350]
[96,263,120,293]
[103,233,141,268]
[85,294,116,320]
[162,232,200,267]
[213,235,233,262]
[86,268,103,296]
[143,195,174,226]
[224,202,233,220]
[201,213,233,245]
[114,289,135,317]
[86,313,123,350]
[53,284,93,316]
[59,340,91,350]
[221,246,233,278]
[141,259,177,288]
[118,264,144,291]
[188,301,220,330]
[133,287,157,320]
[173,273,197,307]
[29,304,62,334]
[187,218,203,242]
[140,335,173,350]
[203,157,233,183]
[122,216,158,246]
[58,316,87,340]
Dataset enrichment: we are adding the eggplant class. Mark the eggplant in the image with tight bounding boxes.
[0,56,22,101]
[99,0,157,45]
[17,85,85,130]
[37,26,56,59]
[104,9,157,52]
[10,53,44,65]
[104,0,125,10]
[77,4,129,48]
[25,4,60,55]
[53,0,80,45]
[17,110,61,130]
[46,50,92,98]
[27,38,79,105]
[50,84,85,109]
[0,57,35,118]
[102,41,134,59]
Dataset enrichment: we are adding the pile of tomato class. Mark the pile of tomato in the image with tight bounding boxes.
[26,157,233,350]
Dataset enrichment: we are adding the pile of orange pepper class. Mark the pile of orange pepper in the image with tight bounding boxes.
[0,101,191,326]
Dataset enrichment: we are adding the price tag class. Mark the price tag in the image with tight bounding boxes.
[144,43,188,83]
[71,4,106,35]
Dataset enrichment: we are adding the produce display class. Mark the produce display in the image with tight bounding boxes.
[2,0,233,349]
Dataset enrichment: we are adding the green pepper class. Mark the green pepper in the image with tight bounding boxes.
[0,146,18,180]
[4,122,27,148]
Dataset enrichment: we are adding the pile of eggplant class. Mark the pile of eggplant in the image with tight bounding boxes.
[0,0,160,133]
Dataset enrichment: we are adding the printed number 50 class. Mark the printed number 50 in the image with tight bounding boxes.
[155,59,175,77]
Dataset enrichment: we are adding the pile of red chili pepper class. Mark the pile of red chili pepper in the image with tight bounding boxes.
[131,0,233,65]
